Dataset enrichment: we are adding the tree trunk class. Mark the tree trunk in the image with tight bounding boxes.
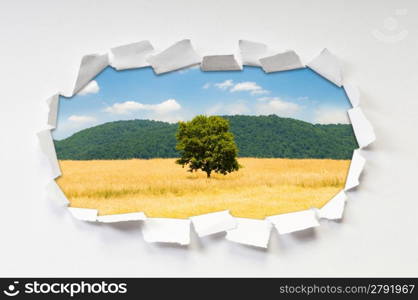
[206,170,211,178]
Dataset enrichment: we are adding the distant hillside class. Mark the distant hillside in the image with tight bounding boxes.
[54,115,358,160]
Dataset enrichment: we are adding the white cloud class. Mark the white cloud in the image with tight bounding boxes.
[104,101,145,114]
[251,89,270,95]
[151,99,182,114]
[54,115,99,139]
[214,80,234,90]
[225,102,250,115]
[77,80,100,95]
[214,80,269,95]
[104,99,181,115]
[206,103,223,115]
[206,101,250,116]
[202,83,211,89]
[257,96,273,102]
[68,115,97,123]
[230,81,269,95]
[256,97,301,117]
[314,108,350,124]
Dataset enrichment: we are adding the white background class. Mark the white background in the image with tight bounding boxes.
[1,0,417,277]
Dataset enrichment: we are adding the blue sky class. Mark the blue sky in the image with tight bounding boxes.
[54,66,352,140]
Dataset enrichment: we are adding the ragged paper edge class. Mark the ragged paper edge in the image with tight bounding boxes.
[46,94,59,129]
[343,82,360,107]
[307,48,343,87]
[39,39,374,247]
[348,107,376,148]
[344,149,366,191]
[201,55,242,71]
[109,40,155,70]
[226,218,272,248]
[37,129,61,179]
[267,209,320,235]
[142,218,191,246]
[68,207,98,222]
[45,180,69,205]
[239,40,305,72]
[239,40,269,67]
[68,205,147,223]
[96,212,147,223]
[259,50,304,73]
[68,206,147,223]
[147,39,201,74]
[190,210,237,237]
[316,190,347,220]
[62,53,109,97]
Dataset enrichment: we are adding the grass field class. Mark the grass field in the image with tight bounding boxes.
[57,158,351,219]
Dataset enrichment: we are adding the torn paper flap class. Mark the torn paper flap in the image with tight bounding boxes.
[45,180,69,205]
[46,94,59,129]
[96,212,146,223]
[225,218,272,248]
[343,83,360,107]
[37,129,61,179]
[307,48,342,87]
[259,50,304,73]
[110,40,154,70]
[190,210,236,237]
[68,207,98,222]
[316,190,347,220]
[345,149,366,190]
[69,53,108,96]
[267,210,319,235]
[147,39,201,74]
[77,80,99,96]
[201,55,242,71]
[348,107,376,148]
[142,218,190,245]
[239,40,269,66]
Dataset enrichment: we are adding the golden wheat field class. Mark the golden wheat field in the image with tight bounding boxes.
[57,158,351,219]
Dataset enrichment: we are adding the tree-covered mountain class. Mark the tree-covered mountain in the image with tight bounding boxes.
[54,115,358,160]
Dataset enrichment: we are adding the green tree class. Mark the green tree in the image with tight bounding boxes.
[175,115,241,178]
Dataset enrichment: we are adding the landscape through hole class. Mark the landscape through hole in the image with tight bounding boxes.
[53,65,358,219]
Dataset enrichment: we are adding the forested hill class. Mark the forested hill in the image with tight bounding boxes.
[54,115,358,160]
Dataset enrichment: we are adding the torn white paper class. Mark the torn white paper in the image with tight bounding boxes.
[201,55,242,71]
[239,40,269,66]
[46,94,59,129]
[226,218,272,248]
[343,83,360,107]
[190,210,236,237]
[316,190,347,220]
[147,39,201,74]
[142,218,190,245]
[268,210,319,235]
[348,107,376,148]
[42,39,373,246]
[110,40,154,70]
[37,129,61,179]
[96,212,146,223]
[260,50,304,73]
[345,149,366,190]
[307,48,342,87]
[45,180,69,205]
[70,53,109,96]
[68,207,98,222]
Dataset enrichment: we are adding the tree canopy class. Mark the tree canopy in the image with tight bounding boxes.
[175,115,240,178]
